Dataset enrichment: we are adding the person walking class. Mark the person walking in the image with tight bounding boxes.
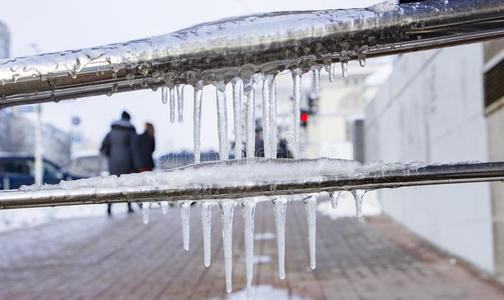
[100,111,137,215]
[135,123,156,172]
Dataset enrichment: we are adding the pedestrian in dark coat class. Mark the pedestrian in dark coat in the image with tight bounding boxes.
[100,111,137,215]
[135,123,156,172]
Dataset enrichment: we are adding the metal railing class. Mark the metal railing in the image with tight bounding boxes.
[0,0,504,209]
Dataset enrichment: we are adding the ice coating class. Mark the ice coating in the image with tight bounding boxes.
[304,195,317,269]
[262,76,271,159]
[200,202,212,267]
[177,84,185,122]
[351,190,367,217]
[220,200,236,293]
[14,158,434,199]
[291,69,302,158]
[273,197,288,279]
[232,78,243,159]
[180,201,192,251]
[142,202,150,224]
[1,1,499,108]
[216,81,229,161]
[193,82,203,163]
[170,87,176,123]
[242,198,257,299]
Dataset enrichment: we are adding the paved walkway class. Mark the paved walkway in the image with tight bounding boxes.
[0,201,503,300]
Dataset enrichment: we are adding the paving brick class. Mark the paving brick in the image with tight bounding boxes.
[0,201,504,299]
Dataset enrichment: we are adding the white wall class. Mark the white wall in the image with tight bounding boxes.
[365,45,495,273]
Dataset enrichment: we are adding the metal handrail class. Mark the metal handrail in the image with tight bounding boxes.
[1,0,504,108]
[1,159,503,209]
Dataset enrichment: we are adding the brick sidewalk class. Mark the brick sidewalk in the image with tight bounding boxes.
[0,201,503,300]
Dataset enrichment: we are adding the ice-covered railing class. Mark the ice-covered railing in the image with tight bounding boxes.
[1,158,503,297]
[1,158,503,209]
[1,0,504,108]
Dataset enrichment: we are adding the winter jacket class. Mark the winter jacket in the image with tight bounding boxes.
[134,132,155,171]
[100,120,137,175]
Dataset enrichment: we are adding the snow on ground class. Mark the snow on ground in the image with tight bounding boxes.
[317,190,381,219]
[0,203,134,233]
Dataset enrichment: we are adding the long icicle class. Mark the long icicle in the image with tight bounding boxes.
[291,69,302,158]
[180,201,193,251]
[201,202,212,267]
[232,78,243,159]
[330,191,341,209]
[170,87,176,123]
[312,67,321,99]
[193,82,203,163]
[220,200,235,293]
[177,84,185,122]
[161,86,168,104]
[268,75,278,159]
[262,76,271,158]
[351,190,367,217]
[242,199,257,299]
[142,202,150,224]
[244,77,255,158]
[216,81,229,161]
[273,197,288,279]
[304,195,317,270]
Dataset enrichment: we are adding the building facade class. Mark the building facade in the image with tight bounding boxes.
[365,45,496,273]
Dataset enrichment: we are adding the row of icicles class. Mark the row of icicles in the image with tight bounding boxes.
[158,60,358,163]
[145,61,361,298]
[140,190,367,298]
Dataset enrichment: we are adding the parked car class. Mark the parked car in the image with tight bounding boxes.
[0,154,83,190]
[67,151,108,178]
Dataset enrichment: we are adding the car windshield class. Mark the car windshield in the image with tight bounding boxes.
[0,159,34,176]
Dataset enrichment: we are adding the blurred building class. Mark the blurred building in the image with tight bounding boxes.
[0,21,71,167]
[365,42,504,277]
[0,21,9,58]
[484,39,504,279]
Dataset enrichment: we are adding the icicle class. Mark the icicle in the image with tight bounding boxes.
[341,61,348,78]
[180,201,192,251]
[262,76,272,159]
[142,202,150,224]
[351,190,366,217]
[244,78,256,158]
[304,196,317,270]
[358,56,366,67]
[273,197,288,279]
[160,201,169,214]
[329,63,336,82]
[193,82,203,163]
[312,68,321,99]
[242,199,257,299]
[269,76,278,159]
[330,192,341,209]
[170,87,176,123]
[216,81,229,161]
[201,202,212,267]
[232,78,243,159]
[291,69,302,158]
[177,84,185,122]
[161,86,168,104]
[220,200,236,293]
